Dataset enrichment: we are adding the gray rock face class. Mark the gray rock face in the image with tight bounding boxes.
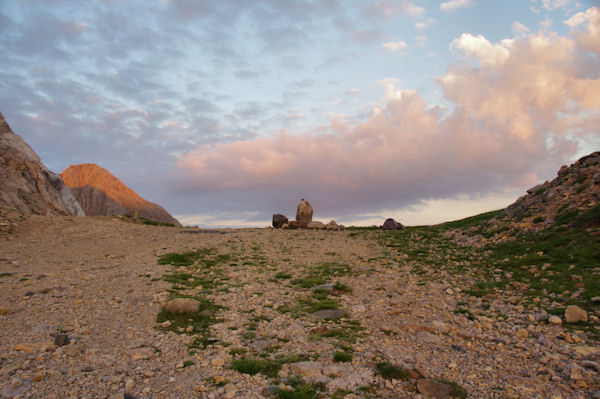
[381,218,403,230]
[296,199,313,223]
[0,112,84,217]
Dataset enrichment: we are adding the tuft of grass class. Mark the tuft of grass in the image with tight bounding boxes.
[436,378,468,398]
[275,272,293,280]
[0,272,13,278]
[333,351,353,363]
[232,354,310,378]
[332,282,352,293]
[276,376,319,399]
[375,362,411,380]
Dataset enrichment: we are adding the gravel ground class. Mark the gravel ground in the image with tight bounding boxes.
[0,215,598,398]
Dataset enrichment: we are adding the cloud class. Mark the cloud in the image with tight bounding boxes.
[415,18,436,29]
[366,0,426,19]
[380,41,407,52]
[565,7,600,54]
[440,0,475,11]
[450,33,513,67]
[540,0,571,11]
[176,9,600,217]
[512,21,531,36]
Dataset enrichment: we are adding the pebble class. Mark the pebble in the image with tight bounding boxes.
[548,315,563,325]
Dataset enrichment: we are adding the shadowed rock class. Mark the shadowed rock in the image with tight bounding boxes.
[0,112,84,217]
[272,214,288,228]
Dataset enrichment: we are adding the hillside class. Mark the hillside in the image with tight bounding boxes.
[61,163,181,226]
[0,112,83,224]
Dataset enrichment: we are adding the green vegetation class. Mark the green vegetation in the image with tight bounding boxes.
[0,272,13,278]
[275,376,320,399]
[374,362,411,380]
[291,262,353,288]
[232,354,310,378]
[333,350,353,362]
[435,378,469,399]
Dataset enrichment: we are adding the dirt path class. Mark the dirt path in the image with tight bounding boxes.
[0,216,596,398]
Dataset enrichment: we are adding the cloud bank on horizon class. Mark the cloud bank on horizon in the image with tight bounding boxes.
[0,1,598,226]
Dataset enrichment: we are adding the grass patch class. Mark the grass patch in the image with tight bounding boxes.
[232,354,310,378]
[276,376,320,399]
[375,362,411,380]
[333,351,353,362]
[0,272,13,278]
[158,248,215,267]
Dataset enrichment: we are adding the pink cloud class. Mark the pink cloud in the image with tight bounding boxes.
[176,8,599,214]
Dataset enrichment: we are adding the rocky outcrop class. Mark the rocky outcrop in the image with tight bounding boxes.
[61,164,181,226]
[296,199,313,224]
[0,112,84,217]
[503,151,600,230]
[272,214,288,228]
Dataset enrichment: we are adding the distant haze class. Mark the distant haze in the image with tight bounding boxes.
[1,1,598,227]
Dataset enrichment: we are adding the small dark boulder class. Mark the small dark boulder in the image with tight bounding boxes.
[381,218,403,230]
[272,214,288,228]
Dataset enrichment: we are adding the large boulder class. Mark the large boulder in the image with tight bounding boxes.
[381,218,403,230]
[272,214,288,228]
[307,221,325,229]
[163,298,200,314]
[0,112,84,217]
[296,199,313,223]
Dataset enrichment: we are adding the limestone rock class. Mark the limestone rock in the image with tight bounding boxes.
[272,214,288,228]
[295,199,313,223]
[0,112,84,217]
[288,220,307,229]
[416,379,454,398]
[565,305,588,323]
[163,298,200,314]
[61,164,180,226]
[307,221,325,229]
[548,315,562,325]
[325,220,338,230]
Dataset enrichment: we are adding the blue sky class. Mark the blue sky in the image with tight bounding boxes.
[1,0,598,226]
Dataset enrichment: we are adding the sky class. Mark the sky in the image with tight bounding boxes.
[1,0,599,227]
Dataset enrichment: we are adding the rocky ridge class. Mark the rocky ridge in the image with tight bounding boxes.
[61,164,180,226]
[503,151,600,231]
[0,112,83,228]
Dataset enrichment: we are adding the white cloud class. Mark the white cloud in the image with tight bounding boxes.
[415,18,436,29]
[367,0,426,18]
[440,0,475,11]
[380,41,408,52]
[564,6,598,27]
[540,0,571,10]
[401,1,426,17]
[512,21,531,36]
[450,33,513,67]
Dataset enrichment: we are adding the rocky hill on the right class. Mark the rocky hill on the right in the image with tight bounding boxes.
[501,151,600,232]
[432,151,599,319]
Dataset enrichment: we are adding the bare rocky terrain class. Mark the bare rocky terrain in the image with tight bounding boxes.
[0,212,598,398]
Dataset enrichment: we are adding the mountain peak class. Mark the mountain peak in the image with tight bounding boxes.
[61,164,181,226]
